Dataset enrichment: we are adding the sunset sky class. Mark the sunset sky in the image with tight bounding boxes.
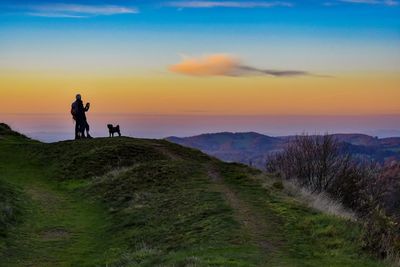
[1,0,399,140]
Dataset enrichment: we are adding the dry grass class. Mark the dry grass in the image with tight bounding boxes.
[283,180,356,221]
[92,167,133,183]
[257,174,356,221]
[385,252,400,267]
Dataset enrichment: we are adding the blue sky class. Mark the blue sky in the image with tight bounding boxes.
[1,1,399,34]
[0,0,399,73]
[1,0,400,139]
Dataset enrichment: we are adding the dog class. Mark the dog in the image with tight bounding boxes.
[107,124,121,137]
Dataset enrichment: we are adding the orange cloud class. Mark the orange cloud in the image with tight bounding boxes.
[169,54,238,76]
[169,54,313,77]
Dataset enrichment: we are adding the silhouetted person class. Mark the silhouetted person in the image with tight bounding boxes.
[71,94,92,139]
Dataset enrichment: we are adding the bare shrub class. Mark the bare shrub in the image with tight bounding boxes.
[266,134,400,260]
[339,164,391,218]
[266,135,387,213]
[361,207,400,260]
[380,162,400,217]
[267,134,352,193]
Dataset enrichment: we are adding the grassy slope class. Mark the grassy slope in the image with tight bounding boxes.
[0,180,20,253]
[0,124,386,266]
[0,133,112,266]
[0,124,29,253]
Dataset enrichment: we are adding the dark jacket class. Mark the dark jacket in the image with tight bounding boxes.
[71,99,89,121]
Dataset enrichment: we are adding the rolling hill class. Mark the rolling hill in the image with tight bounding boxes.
[0,123,387,266]
[167,132,400,169]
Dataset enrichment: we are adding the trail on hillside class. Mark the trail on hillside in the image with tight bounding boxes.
[207,165,276,254]
[153,143,278,255]
[0,154,110,267]
[154,143,181,160]
[160,143,277,253]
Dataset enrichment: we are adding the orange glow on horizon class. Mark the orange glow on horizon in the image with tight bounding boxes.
[1,71,400,116]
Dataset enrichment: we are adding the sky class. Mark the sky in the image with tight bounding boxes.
[0,0,399,140]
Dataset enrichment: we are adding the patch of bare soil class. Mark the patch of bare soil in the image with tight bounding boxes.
[25,187,63,211]
[207,166,275,252]
[40,228,70,241]
[154,145,181,160]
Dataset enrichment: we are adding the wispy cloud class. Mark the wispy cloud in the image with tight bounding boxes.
[26,12,87,18]
[165,1,293,8]
[24,4,138,18]
[169,54,317,77]
[338,0,399,6]
[323,2,339,6]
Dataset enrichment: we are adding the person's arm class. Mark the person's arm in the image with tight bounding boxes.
[71,103,77,120]
[85,103,90,112]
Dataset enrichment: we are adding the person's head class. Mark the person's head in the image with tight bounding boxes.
[76,94,82,101]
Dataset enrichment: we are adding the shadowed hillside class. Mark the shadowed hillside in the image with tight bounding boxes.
[167,132,400,169]
[0,124,387,266]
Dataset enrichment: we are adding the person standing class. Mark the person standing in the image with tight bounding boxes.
[71,94,92,139]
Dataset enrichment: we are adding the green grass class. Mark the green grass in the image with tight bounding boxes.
[0,180,21,253]
[0,142,113,266]
[217,163,382,266]
[88,160,263,266]
[0,123,387,266]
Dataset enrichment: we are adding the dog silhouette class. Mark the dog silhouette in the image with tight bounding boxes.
[107,124,121,137]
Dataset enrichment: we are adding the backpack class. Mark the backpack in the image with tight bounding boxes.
[71,102,77,120]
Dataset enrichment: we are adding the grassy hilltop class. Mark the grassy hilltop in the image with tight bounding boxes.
[0,123,386,266]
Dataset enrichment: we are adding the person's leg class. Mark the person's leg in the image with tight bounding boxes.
[75,120,80,139]
[78,119,86,138]
[85,121,92,138]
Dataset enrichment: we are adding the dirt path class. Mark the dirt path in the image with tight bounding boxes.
[207,165,275,253]
[154,144,181,160]
[2,180,109,267]
[161,144,276,253]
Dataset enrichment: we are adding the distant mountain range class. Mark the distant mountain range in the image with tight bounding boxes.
[167,132,400,169]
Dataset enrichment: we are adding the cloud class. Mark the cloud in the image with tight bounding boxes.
[385,0,400,5]
[25,4,138,18]
[165,1,293,8]
[338,0,399,5]
[170,54,238,76]
[169,54,314,77]
[323,2,339,6]
[26,12,87,18]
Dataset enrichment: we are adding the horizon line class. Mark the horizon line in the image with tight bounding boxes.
[2,112,400,117]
